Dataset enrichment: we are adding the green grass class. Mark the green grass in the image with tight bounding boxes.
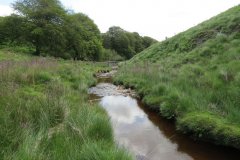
[115,5,240,149]
[0,49,132,160]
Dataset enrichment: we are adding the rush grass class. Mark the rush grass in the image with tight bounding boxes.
[114,5,240,149]
[0,50,132,160]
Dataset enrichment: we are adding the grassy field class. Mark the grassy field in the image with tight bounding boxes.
[0,49,132,160]
[115,5,240,149]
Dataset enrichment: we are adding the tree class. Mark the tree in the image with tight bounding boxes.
[13,0,67,56]
[0,15,27,44]
[9,0,103,60]
[64,13,103,60]
[102,26,132,59]
[142,36,157,48]
[102,26,158,59]
[102,33,112,49]
[0,17,6,44]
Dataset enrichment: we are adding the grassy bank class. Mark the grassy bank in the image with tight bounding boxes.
[114,5,240,149]
[0,49,132,160]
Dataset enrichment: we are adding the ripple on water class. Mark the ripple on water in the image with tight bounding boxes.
[88,83,135,97]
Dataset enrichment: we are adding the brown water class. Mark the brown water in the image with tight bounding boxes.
[88,78,240,160]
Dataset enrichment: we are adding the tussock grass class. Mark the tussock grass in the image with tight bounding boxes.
[115,5,240,149]
[0,50,132,159]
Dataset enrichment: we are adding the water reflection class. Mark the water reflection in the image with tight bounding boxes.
[89,82,240,160]
[101,96,144,124]
[100,96,192,160]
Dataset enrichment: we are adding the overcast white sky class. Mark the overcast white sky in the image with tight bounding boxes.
[0,0,239,40]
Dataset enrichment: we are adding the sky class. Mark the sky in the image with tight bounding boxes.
[0,0,239,40]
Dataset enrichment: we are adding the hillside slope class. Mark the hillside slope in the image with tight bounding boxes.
[115,5,240,149]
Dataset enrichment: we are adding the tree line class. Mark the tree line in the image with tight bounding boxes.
[102,26,157,59]
[0,0,157,61]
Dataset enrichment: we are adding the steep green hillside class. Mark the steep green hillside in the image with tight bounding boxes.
[115,5,240,149]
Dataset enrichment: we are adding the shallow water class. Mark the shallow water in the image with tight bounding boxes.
[89,80,240,160]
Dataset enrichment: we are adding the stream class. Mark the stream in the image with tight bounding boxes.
[88,70,240,160]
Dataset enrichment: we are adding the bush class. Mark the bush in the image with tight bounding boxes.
[100,49,124,61]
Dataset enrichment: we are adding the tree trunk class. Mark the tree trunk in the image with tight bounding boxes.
[35,45,40,56]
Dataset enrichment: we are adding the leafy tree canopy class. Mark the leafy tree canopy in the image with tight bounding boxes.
[102,26,157,59]
[0,0,103,60]
[64,13,102,60]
